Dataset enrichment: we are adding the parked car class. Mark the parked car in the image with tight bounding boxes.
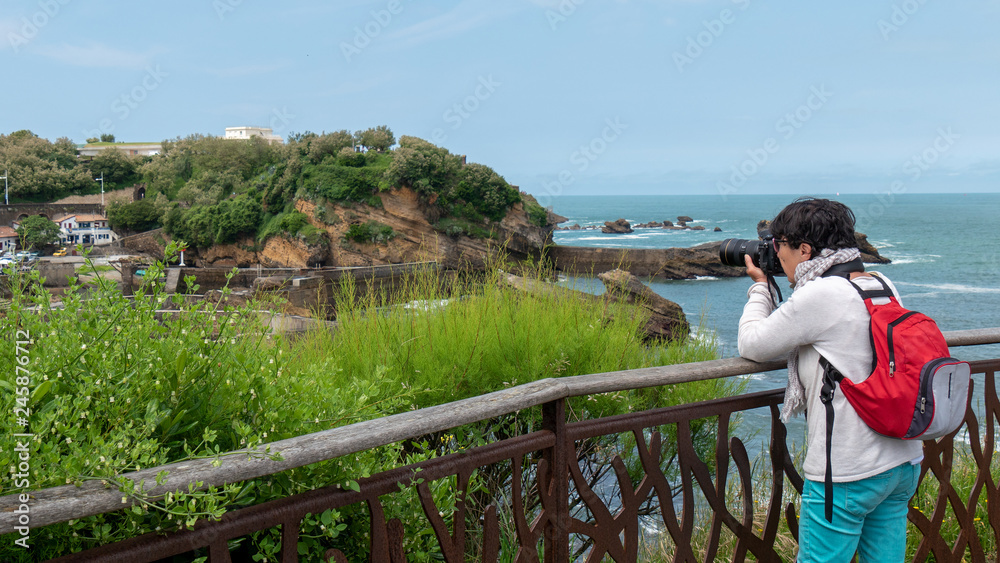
[52,247,68,257]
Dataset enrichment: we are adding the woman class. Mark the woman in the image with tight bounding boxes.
[737,197,921,562]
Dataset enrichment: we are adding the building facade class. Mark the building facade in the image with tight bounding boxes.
[0,226,17,253]
[77,143,162,157]
[53,213,118,246]
[224,126,283,144]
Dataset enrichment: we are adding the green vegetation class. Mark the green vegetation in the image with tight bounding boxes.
[523,194,549,228]
[343,220,395,244]
[107,199,161,232]
[257,211,328,246]
[75,263,116,275]
[1,250,736,560]
[1,127,535,250]
[15,215,60,250]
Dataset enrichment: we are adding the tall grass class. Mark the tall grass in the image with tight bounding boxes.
[2,252,739,561]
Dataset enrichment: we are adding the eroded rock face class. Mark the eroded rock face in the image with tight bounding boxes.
[195,187,565,268]
[597,269,689,341]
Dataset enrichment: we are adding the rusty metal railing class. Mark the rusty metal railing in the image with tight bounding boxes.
[4,328,998,562]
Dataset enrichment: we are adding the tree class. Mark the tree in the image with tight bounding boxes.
[308,130,354,163]
[383,136,461,196]
[87,148,141,188]
[0,132,90,200]
[455,163,521,221]
[100,133,115,142]
[16,215,60,250]
[214,194,262,244]
[355,125,395,152]
[108,199,161,232]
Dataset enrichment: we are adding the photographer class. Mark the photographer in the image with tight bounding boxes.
[736,198,921,562]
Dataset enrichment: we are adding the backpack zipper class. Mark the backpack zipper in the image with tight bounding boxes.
[887,311,918,376]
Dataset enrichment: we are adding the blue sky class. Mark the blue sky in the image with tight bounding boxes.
[2,0,998,201]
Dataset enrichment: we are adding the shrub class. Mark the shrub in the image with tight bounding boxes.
[107,199,162,232]
[343,220,395,244]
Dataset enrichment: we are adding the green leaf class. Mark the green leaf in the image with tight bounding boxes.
[31,379,54,403]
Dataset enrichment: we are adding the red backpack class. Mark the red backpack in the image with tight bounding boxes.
[817,273,971,521]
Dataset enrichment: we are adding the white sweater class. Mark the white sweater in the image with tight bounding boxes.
[738,274,923,482]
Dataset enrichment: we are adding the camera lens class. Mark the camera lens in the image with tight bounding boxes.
[719,238,762,268]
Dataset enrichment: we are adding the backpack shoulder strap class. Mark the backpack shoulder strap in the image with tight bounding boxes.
[848,272,895,301]
[818,356,844,523]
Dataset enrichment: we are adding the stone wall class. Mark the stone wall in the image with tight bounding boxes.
[1,203,104,226]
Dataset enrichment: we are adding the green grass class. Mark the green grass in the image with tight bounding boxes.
[75,263,115,275]
[1,250,738,560]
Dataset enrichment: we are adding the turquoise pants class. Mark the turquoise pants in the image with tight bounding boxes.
[798,462,920,563]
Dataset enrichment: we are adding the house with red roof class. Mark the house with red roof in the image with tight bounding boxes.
[0,226,17,253]
[53,213,119,246]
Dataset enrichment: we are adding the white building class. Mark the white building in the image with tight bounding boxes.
[0,226,17,253]
[225,126,284,144]
[53,213,119,246]
[77,143,162,157]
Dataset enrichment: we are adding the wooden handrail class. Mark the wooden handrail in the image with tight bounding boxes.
[2,327,998,533]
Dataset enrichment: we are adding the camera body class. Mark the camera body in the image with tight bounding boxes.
[719,232,783,276]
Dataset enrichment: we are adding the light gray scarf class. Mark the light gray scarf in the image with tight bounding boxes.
[780,247,862,422]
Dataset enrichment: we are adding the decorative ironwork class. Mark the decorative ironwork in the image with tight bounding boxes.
[45,360,1000,562]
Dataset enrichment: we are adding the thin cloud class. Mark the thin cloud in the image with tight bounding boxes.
[33,42,164,69]
[382,1,522,50]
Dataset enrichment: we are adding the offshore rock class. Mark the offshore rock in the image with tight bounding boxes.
[597,269,690,341]
[601,218,633,234]
[500,269,688,342]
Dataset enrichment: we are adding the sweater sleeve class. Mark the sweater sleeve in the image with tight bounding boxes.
[738,281,834,362]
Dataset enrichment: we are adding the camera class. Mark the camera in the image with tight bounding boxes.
[719,232,783,276]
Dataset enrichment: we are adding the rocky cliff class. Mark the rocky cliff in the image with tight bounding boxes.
[194,188,565,268]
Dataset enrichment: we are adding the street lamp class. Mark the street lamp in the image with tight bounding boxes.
[95,173,104,207]
[1,170,7,205]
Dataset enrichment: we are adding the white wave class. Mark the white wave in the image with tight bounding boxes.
[575,234,650,241]
[895,281,1000,294]
[882,254,941,265]
[693,276,719,281]
[739,373,768,381]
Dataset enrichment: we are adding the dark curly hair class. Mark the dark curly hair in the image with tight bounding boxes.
[769,197,857,255]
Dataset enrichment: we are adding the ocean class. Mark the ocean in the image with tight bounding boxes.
[550,192,1000,446]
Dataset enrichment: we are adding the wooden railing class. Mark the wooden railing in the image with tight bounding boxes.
[3,328,999,562]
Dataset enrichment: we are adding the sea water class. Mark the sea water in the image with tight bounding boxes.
[551,192,1000,458]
